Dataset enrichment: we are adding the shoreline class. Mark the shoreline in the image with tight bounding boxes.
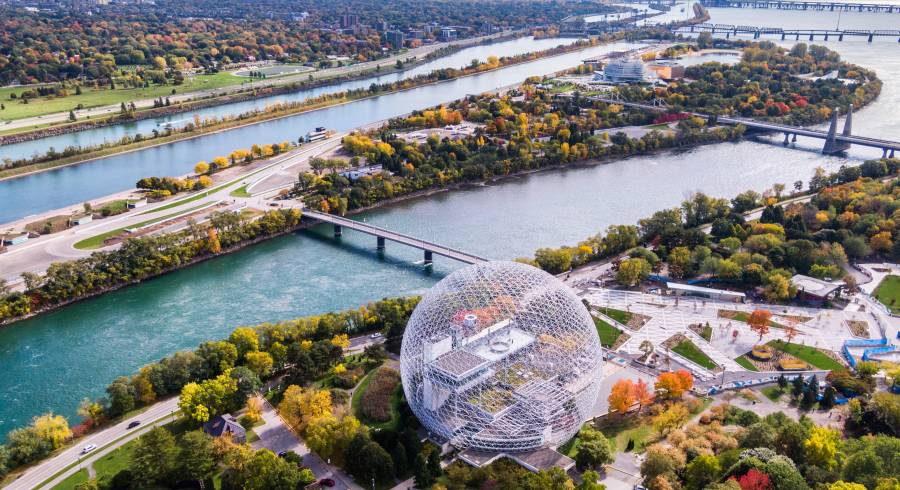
[0,36,602,183]
[0,132,742,328]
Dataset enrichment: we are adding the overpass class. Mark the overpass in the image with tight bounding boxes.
[677,22,900,42]
[589,96,900,156]
[302,210,488,265]
[702,0,900,12]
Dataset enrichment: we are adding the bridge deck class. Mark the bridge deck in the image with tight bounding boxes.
[303,210,488,264]
[591,98,900,151]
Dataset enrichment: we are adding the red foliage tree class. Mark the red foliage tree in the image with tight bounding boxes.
[734,469,772,490]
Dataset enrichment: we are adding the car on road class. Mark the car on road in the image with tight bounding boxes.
[370,332,382,339]
[127,421,141,429]
[318,478,336,487]
[81,444,97,454]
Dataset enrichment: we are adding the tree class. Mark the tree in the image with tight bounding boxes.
[231,449,307,490]
[633,379,653,410]
[608,379,637,415]
[106,376,136,417]
[748,310,771,344]
[344,434,395,484]
[178,431,217,481]
[32,413,72,449]
[194,161,209,174]
[178,372,238,423]
[617,257,651,286]
[804,426,841,470]
[390,443,408,477]
[655,370,692,399]
[229,327,259,359]
[685,454,721,489]
[828,483,867,490]
[413,452,435,488]
[575,430,612,470]
[245,351,274,377]
[131,426,178,486]
[736,468,772,490]
[278,385,333,430]
[639,340,654,359]
[652,403,689,435]
[577,470,605,490]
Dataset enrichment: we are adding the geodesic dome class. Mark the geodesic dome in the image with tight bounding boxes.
[400,261,604,453]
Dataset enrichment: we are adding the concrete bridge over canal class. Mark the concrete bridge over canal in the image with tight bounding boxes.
[702,0,900,12]
[302,210,488,265]
[677,22,900,42]
[589,96,900,156]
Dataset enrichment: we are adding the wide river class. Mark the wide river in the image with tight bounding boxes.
[0,8,898,434]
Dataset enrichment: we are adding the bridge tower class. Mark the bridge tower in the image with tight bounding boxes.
[823,106,852,154]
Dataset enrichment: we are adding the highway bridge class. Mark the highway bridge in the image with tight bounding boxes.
[588,96,900,156]
[302,210,488,265]
[702,0,900,12]
[676,23,900,42]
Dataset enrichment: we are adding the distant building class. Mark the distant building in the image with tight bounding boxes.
[646,61,686,80]
[339,14,359,29]
[790,274,844,303]
[594,59,647,84]
[408,29,425,40]
[386,30,405,50]
[203,414,246,443]
[340,164,384,181]
[438,28,458,41]
[377,20,389,32]
[666,282,746,302]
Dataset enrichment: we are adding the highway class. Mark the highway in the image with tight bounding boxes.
[0,135,344,288]
[5,397,180,490]
[0,31,521,134]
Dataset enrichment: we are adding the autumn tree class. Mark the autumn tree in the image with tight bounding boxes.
[655,370,693,399]
[608,379,637,415]
[633,379,654,409]
[748,309,772,344]
[617,257,651,287]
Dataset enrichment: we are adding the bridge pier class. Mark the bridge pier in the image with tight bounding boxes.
[424,250,433,265]
[883,148,888,158]
[792,134,797,143]
[783,132,790,145]
[839,33,844,41]
[868,33,874,42]
[825,33,829,41]
[377,236,385,250]
[334,224,342,237]
[781,32,786,40]
[892,149,896,158]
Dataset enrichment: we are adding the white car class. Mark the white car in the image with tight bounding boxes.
[370,332,383,339]
[81,444,97,454]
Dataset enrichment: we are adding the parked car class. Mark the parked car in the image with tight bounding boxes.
[370,332,382,339]
[127,421,141,429]
[319,478,336,487]
[81,444,97,454]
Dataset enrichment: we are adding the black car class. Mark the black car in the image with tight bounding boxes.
[319,478,336,487]
[127,421,141,429]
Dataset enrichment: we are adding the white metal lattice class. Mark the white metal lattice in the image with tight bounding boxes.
[400,261,604,453]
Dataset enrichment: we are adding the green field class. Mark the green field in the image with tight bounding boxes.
[761,386,785,401]
[672,339,717,370]
[873,274,900,313]
[767,340,843,370]
[597,307,632,325]
[0,72,241,122]
[593,316,623,348]
[734,355,759,372]
[92,438,139,480]
[229,185,252,198]
[51,469,88,490]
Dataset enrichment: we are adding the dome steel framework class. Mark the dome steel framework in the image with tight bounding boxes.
[400,261,604,453]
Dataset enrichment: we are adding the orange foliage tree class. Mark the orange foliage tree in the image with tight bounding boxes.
[655,369,694,399]
[633,379,653,409]
[608,379,636,415]
[748,309,772,344]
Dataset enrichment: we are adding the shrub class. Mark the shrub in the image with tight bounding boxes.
[360,367,401,423]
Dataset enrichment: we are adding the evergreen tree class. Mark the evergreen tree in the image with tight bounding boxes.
[413,453,434,488]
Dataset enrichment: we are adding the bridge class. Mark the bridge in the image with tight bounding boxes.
[676,23,900,42]
[589,96,900,156]
[702,0,900,12]
[302,210,488,265]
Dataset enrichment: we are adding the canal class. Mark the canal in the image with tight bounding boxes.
[0,40,636,225]
[0,9,898,434]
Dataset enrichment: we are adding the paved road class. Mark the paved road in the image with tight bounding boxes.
[5,397,180,490]
[0,135,344,287]
[0,31,520,133]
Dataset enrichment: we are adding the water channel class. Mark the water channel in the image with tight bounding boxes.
[0,8,898,434]
[0,39,638,224]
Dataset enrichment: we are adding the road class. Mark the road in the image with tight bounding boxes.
[1,31,521,134]
[5,397,180,490]
[0,135,344,287]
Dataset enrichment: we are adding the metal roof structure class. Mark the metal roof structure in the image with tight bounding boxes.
[400,261,604,453]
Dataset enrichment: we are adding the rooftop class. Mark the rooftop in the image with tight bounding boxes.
[790,274,844,297]
[431,349,489,379]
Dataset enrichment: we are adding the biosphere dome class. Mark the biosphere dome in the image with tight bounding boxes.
[400,261,604,453]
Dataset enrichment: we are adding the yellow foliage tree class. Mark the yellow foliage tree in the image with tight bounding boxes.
[32,413,72,449]
[194,161,209,175]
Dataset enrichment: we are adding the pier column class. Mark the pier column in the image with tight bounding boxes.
[792,134,797,143]
[839,33,844,41]
[377,236,385,250]
[334,224,342,237]
[883,148,888,158]
[781,32,786,40]
[868,33,873,42]
[783,132,790,145]
[424,250,433,265]
[892,149,896,158]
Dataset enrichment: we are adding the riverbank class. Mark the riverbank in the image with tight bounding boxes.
[0,36,607,182]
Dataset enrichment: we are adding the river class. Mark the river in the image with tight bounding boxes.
[0,8,898,434]
[0,40,638,225]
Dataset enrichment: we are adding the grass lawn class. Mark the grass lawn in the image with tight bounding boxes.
[645,123,671,130]
[0,73,242,121]
[767,340,843,370]
[672,339,717,370]
[873,274,900,314]
[600,418,655,453]
[74,202,212,249]
[51,468,88,490]
[734,355,759,372]
[597,307,632,326]
[761,386,785,402]
[699,324,712,341]
[229,185,251,198]
[92,438,138,480]
[593,316,623,348]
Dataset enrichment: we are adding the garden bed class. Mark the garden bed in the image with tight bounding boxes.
[845,319,871,338]
[664,333,718,370]
[596,306,651,331]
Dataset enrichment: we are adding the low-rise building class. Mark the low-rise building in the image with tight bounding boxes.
[647,61,686,80]
[790,274,844,303]
[667,282,746,302]
[340,164,385,181]
[203,414,246,443]
[1,233,29,246]
[70,214,93,226]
